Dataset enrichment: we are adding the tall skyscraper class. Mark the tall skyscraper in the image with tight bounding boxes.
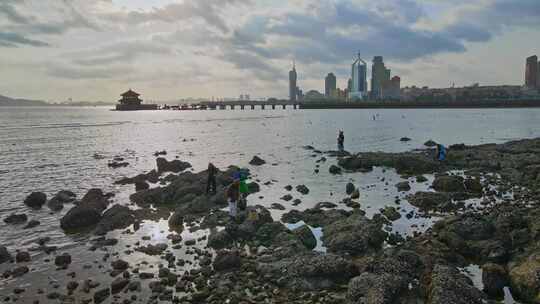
[537,61,540,88]
[371,56,391,99]
[350,53,367,100]
[289,61,298,102]
[325,73,337,97]
[525,55,538,88]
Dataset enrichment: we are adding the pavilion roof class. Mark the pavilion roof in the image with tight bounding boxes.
[121,89,140,97]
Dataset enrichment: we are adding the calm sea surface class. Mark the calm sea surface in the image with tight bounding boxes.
[0,106,539,297]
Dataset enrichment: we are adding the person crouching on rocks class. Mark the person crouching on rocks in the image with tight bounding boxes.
[206,162,217,195]
[226,179,240,220]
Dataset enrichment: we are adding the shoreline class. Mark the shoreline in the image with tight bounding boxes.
[1,138,540,303]
[299,99,540,109]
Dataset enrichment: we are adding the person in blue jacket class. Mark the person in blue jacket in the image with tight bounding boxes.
[435,144,447,161]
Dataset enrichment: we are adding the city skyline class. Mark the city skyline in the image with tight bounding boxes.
[0,0,539,102]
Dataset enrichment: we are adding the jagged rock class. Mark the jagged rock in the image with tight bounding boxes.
[111,259,129,271]
[292,225,316,250]
[395,181,411,192]
[156,157,191,173]
[282,208,349,228]
[296,185,309,195]
[346,183,355,195]
[271,203,286,210]
[400,137,411,142]
[284,185,293,191]
[249,156,266,166]
[329,165,342,174]
[24,192,47,209]
[213,250,241,271]
[94,205,134,235]
[482,263,508,298]
[428,264,484,304]
[60,189,109,230]
[4,213,27,224]
[432,175,465,192]
[322,212,386,255]
[0,246,12,264]
[93,288,110,304]
[111,277,129,294]
[280,194,293,201]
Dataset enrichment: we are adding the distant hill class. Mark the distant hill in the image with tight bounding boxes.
[0,94,49,106]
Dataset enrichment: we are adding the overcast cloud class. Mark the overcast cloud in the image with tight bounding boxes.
[0,0,538,101]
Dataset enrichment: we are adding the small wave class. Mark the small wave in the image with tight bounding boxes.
[0,121,132,131]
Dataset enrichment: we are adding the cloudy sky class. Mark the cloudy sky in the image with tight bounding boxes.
[0,0,538,102]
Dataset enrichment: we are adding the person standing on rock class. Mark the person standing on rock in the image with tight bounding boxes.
[337,130,345,152]
[206,163,217,194]
[226,179,240,220]
[238,169,249,211]
[435,144,447,161]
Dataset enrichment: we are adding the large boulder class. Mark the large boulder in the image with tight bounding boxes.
[322,212,386,255]
[395,181,411,192]
[60,189,109,231]
[482,263,508,298]
[156,157,191,174]
[94,205,134,235]
[509,254,540,303]
[23,192,47,209]
[329,165,342,174]
[213,250,241,271]
[257,252,357,291]
[428,264,484,304]
[406,191,454,212]
[347,272,408,304]
[292,225,316,250]
[207,230,233,249]
[432,175,465,192]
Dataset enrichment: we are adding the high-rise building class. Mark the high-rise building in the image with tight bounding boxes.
[371,56,391,99]
[350,53,367,100]
[537,61,540,88]
[381,76,401,100]
[525,55,538,88]
[289,62,298,102]
[325,73,337,97]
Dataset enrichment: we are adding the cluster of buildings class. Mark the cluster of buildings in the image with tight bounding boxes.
[289,53,540,103]
[289,53,401,102]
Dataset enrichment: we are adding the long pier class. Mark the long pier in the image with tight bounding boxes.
[159,99,540,111]
[163,101,299,110]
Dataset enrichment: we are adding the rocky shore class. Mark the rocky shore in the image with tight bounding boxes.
[2,138,540,303]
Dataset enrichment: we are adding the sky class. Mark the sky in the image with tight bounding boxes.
[0,0,539,102]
